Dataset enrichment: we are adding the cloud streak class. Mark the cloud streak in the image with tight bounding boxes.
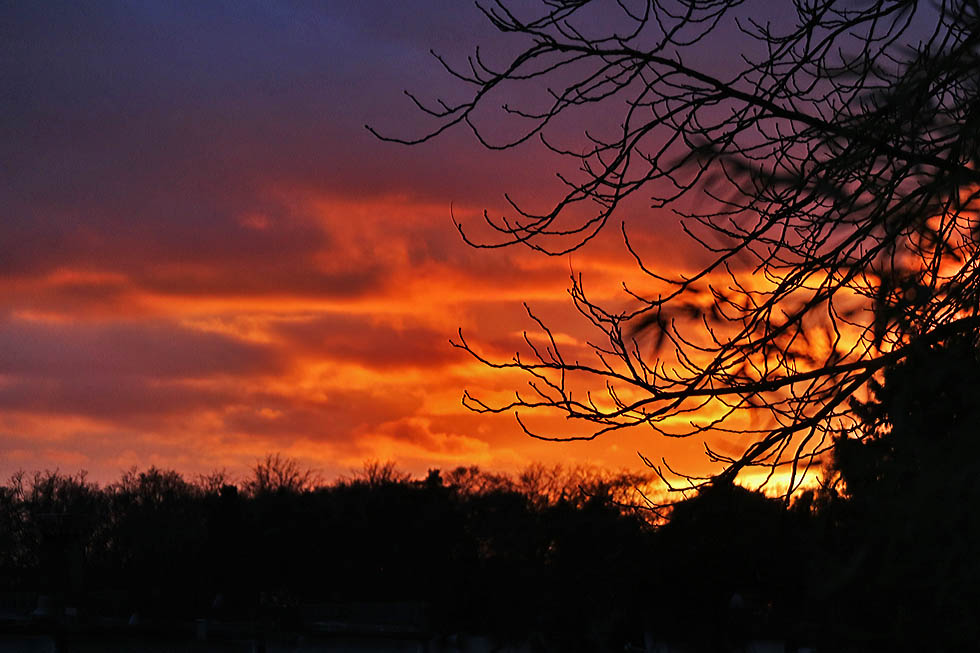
[0,0,718,483]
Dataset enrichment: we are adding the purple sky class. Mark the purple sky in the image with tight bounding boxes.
[1,0,752,483]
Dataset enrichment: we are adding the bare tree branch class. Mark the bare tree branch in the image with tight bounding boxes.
[373,0,980,494]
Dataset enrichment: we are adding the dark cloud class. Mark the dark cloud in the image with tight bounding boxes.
[376,418,479,456]
[221,388,423,441]
[0,0,556,287]
[0,0,599,326]
[0,277,139,317]
[272,314,461,370]
[0,377,234,420]
[0,318,282,379]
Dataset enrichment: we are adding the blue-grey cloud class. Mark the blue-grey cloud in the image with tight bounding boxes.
[0,318,281,379]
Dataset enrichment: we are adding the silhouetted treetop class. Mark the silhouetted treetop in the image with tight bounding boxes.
[244,453,320,496]
[2,451,977,647]
[373,0,980,492]
[816,336,980,646]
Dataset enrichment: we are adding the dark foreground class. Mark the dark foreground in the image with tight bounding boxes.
[5,338,980,652]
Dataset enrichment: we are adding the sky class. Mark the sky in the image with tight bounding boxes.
[1,0,735,484]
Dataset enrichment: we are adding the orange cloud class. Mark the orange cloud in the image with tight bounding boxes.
[0,181,752,488]
[1,0,783,487]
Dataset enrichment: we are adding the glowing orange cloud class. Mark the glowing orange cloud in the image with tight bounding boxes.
[0,181,717,486]
[1,0,815,488]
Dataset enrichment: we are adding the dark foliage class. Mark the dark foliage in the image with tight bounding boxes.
[0,462,657,649]
[815,336,980,648]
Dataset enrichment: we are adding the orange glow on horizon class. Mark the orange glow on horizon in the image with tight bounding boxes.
[1,186,860,488]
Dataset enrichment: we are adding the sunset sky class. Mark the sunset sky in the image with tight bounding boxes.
[2,1,736,483]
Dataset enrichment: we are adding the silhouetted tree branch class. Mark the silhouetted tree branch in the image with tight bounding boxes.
[373,0,980,493]
[244,454,319,496]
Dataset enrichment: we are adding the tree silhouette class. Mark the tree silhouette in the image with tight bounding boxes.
[244,453,319,496]
[372,0,980,491]
[654,481,798,647]
[815,335,980,646]
[0,463,662,647]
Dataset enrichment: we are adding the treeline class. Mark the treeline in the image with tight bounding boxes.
[0,460,659,647]
[3,341,979,650]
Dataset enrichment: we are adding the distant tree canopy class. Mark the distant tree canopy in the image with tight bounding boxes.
[0,461,660,649]
[374,0,980,492]
[3,394,980,650]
